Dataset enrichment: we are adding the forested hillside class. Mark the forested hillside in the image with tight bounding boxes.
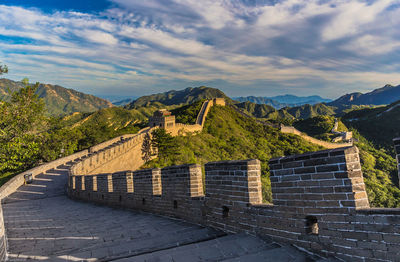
[342,100,400,152]
[0,78,113,115]
[126,86,230,109]
[143,105,324,202]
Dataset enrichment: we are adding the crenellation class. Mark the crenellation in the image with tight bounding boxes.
[133,168,162,197]
[67,143,400,261]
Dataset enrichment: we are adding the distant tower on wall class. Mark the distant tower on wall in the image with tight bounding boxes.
[212,98,226,106]
[148,109,176,129]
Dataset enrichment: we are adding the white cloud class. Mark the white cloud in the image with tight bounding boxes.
[342,35,400,55]
[322,0,395,41]
[75,29,118,46]
[0,1,400,98]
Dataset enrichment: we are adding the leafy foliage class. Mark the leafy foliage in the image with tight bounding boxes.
[141,133,153,163]
[150,128,179,163]
[0,82,45,174]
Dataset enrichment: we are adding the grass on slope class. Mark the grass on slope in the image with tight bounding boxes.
[143,105,322,203]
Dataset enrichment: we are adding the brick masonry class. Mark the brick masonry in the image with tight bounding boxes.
[69,146,400,261]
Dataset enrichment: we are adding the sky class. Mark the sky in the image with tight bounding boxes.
[0,0,399,99]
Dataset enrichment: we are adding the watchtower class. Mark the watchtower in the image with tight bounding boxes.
[148,109,176,129]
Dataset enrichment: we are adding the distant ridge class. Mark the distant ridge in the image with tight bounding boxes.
[126,86,229,109]
[233,94,331,109]
[329,84,400,107]
[0,78,113,115]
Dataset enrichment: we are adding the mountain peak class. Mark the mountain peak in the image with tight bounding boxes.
[329,84,400,106]
[126,86,229,109]
[0,78,113,115]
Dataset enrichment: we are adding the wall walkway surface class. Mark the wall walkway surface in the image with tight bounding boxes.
[280,125,353,149]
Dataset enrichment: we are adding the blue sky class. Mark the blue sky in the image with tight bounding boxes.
[0,0,399,98]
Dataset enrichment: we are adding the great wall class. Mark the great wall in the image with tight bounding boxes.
[280,125,353,149]
[1,99,400,261]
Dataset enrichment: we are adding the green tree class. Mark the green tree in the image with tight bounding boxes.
[141,132,153,163]
[151,128,179,163]
[0,81,46,173]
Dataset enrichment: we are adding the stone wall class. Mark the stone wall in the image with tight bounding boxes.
[280,124,353,149]
[69,145,400,261]
[164,98,225,136]
[70,128,153,175]
[394,138,400,187]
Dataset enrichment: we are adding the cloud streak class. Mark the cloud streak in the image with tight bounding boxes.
[0,1,399,98]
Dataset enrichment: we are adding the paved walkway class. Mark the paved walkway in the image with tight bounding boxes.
[2,160,333,261]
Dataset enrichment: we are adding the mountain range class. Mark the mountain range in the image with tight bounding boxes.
[0,78,113,115]
[329,84,400,107]
[2,77,400,119]
[233,95,332,109]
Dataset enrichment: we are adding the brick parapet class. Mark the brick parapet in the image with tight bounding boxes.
[68,147,400,261]
[269,146,369,211]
